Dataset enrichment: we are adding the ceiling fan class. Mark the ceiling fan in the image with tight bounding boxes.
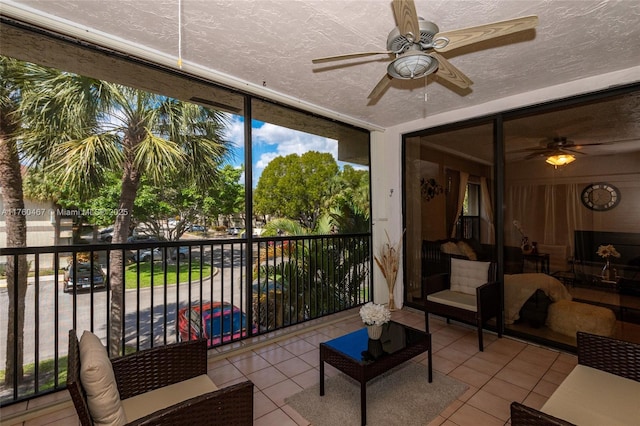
[514,137,615,160]
[311,0,538,100]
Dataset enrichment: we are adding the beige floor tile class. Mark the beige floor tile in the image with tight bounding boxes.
[253,408,298,426]
[481,377,529,403]
[463,355,504,376]
[521,392,548,410]
[253,390,278,419]
[246,365,288,390]
[259,346,297,365]
[297,348,320,367]
[262,379,303,407]
[274,357,313,377]
[466,389,513,421]
[290,368,320,389]
[494,366,540,390]
[449,364,492,389]
[505,357,548,379]
[232,353,271,375]
[532,380,559,398]
[431,353,460,374]
[541,368,569,385]
[435,345,474,365]
[448,403,505,426]
[208,362,245,386]
[280,339,316,356]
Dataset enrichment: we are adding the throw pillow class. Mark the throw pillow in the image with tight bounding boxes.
[449,258,491,295]
[79,330,127,426]
[440,241,462,256]
[456,241,478,261]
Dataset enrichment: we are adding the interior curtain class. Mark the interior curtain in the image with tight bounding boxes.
[543,185,558,244]
[451,171,469,238]
[565,183,588,255]
[505,184,540,246]
[480,177,495,244]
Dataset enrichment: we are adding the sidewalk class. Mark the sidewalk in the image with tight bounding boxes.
[0,274,63,288]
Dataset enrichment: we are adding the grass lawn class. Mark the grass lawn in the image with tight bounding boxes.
[124,262,212,289]
[0,356,67,396]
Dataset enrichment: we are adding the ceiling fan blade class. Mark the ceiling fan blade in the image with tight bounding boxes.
[434,15,539,53]
[559,148,587,155]
[312,51,392,64]
[508,146,548,154]
[524,151,547,160]
[430,52,473,89]
[368,74,393,100]
[392,0,421,42]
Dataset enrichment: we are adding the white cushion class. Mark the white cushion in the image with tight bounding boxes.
[427,290,477,312]
[449,258,490,295]
[541,365,640,425]
[79,330,127,426]
[122,374,218,422]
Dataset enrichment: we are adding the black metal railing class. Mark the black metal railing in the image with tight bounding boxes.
[0,233,371,405]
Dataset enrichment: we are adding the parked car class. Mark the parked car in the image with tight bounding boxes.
[63,262,107,293]
[98,227,114,242]
[127,235,161,244]
[187,224,206,232]
[177,302,256,346]
[130,246,190,262]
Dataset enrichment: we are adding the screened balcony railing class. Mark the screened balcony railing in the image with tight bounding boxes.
[0,233,372,405]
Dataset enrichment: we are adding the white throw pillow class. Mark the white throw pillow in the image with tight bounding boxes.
[449,258,491,295]
[79,330,127,426]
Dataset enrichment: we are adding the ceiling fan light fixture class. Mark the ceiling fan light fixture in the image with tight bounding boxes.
[387,52,438,80]
[546,154,576,168]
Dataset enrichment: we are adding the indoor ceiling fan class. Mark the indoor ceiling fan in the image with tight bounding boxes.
[513,137,615,160]
[311,0,538,100]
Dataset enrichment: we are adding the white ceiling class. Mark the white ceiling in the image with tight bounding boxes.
[4,0,640,131]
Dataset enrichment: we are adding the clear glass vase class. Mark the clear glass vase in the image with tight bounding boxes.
[601,258,617,282]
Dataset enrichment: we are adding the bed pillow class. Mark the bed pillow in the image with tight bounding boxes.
[79,330,127,426]
[450,258,491,295]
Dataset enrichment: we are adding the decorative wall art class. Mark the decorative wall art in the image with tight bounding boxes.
[420,177,444,201]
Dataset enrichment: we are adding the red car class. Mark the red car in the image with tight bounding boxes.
[177,302,255,346]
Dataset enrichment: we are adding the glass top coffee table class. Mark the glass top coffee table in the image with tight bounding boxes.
[319,321,432,426]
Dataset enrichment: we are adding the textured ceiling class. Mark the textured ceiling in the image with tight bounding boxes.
[4,0,640,131]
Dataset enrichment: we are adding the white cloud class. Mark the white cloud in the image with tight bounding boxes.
[223,114,245,148]
[253,123,338,158]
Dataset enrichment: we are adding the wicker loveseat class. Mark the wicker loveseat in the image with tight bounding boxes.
[67,329,254,425]
[510,332,640,425]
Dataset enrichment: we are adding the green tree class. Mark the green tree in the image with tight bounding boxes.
[0,57,29,386]
[202,164,244,226]
[17,63,230,355]
[254,151,338,229]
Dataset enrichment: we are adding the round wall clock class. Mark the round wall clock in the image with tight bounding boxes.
[581,183,620,211]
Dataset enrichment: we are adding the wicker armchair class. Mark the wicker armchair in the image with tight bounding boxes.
[67,330,254,425]
[423,257,501,351]
[510,332,640,425]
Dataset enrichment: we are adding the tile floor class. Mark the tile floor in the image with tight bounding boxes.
[2,308,579,425]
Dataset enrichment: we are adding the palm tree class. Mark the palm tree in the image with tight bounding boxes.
[18,63,231,355]
[254,204,370,329]
[0,57,29,386]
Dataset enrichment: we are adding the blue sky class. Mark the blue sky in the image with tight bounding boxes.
[223,114,364,187]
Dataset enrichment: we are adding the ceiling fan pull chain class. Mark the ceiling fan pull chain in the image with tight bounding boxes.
[177,0,183,69]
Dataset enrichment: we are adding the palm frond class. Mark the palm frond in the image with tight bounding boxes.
[132,128,183,182]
